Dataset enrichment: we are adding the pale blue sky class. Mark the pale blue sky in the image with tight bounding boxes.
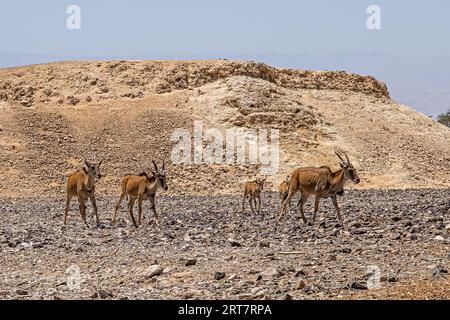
[0,1,449,116]
[1,0,449,56]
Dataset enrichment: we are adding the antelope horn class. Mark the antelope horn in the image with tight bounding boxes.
[343,152,351,165]
[152,160,159,172]
[81,154,90,166]
[334,151,345,163]
[98,159,104,167]
[162,159,165,171]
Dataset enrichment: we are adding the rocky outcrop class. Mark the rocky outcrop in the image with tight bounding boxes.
[0,60,390,108]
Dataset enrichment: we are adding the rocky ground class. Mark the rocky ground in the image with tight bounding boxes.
[0,189,449,300]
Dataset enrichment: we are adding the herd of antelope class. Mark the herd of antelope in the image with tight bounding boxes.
[64,151,359,228]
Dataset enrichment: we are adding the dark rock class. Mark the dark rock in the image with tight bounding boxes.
[15,289,28,296]
[214,272,226,280]
[294,270,307,277]
[432,266,448,279]
[229,239,242,247]
[283,293,293,300]
[388,276,399,283]
[98,289,112,299]
[350,282,367,290]
[185,259,197,267]
[67,96,80,105]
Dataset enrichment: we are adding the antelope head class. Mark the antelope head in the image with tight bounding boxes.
[335,151,360,184]
[81,155,103,191]
[150,159,168,191]
[256,176,267,190]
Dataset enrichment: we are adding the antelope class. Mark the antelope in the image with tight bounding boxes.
[242,177,266,214]
[112,160,168,227]
[64,155,103,227]
[279,175,291,204]
[279,152,360,225]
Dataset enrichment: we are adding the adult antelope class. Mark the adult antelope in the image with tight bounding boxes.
[279,152,360,225]
[64,155,103,227]
[242,177,266,214]
[112,160,168,227]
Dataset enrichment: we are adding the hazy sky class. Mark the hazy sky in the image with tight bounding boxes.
[1,0,449,56]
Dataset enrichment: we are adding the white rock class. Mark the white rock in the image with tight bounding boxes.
[261,267,281,278]
[435,235,445,242]
[145,265,164,278]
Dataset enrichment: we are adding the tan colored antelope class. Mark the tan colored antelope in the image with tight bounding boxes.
[64,155,103,227]
[112,160,168,227]
[279,151,360,225]
[242,177,266,214]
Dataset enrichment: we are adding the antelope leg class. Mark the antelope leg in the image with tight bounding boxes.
[64,194,73,225]
[128,198,138,227]
[298,193,309,224]
[113,192,126,224]
[312,196,321,222]
[90,193,100,226]
[331,195,343,225]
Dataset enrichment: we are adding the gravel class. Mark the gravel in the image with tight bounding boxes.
[0,189,449,299]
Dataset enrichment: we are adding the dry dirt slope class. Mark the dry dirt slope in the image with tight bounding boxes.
[0,60,450,197]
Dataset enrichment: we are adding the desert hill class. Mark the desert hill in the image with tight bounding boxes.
[0,60,449,198]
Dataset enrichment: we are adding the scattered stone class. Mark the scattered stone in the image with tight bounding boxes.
[295,279,307,290]
[435,235,445,242]
[15,289,28,296]
[228,239,242,247]
[145,265,164,278]
[294,270,307,277]
[391,233,402,240]
[259,240,270,248]
[388,276,399,283]
[283,293,293,300]
[261,267,281,278]
[185,259,197,267]
[45,288,57,296]
[98,289,112,299]
[67,96,80,105]
[214,272,226,281]
[432,266,448,279]
[350,282,367,290]
[228,274,237,281]
[250,287,268,298]
[350,222,362,229]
